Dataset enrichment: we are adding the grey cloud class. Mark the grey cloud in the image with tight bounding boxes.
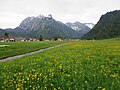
[0,0,120,28]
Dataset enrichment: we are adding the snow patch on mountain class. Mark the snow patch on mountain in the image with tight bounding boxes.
[84,23,94,29]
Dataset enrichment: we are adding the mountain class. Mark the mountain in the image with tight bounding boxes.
[18,14,80,39]
[81,10,120,40]
[0,29,5,34]
[66,21,91,36]
[0,28,13,36]
[84,23,94,29]
[1,14,81,39]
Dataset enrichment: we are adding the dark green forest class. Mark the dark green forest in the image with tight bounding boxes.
[81,10,120,40]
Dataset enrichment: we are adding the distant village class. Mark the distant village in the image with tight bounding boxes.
[0,33,97,42]
[0,33,65,42]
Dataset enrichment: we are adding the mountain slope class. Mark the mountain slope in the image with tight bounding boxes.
[17,14,80,39]
[66,21,91,36]
[0,29,5,35]
[82,10,120,40]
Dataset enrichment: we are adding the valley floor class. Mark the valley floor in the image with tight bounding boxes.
[0,38,120,90]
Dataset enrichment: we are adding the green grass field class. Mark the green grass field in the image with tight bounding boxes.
[0,38,120,90]
[0,41,65,59]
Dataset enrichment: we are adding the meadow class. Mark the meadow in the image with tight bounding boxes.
[0,41,65,59]
[0,38,120,90]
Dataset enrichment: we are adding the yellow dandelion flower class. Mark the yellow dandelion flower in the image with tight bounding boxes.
[16,87,20,90]
[102,88,106,90]
[54,88,57,90]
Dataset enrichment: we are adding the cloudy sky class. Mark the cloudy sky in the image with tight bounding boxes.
[0,0,120,29]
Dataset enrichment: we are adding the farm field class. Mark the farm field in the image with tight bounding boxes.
[0,41,65,59]
[0,38,120,90]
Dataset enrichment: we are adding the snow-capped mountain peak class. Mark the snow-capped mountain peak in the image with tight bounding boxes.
[84,23,94,29]
[66,21,91,36]
[37,14,45,19]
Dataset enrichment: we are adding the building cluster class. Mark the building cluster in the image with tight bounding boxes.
[0,37,64,42]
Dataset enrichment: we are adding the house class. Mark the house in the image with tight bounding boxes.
[45,39,50,41]
[9,38,15,42]
[33,39,37,41]
[57,38,63,41]
[21,38,26,42]
[0,38,4,42]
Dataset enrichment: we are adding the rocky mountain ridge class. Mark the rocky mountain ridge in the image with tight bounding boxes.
[0,14,91,39]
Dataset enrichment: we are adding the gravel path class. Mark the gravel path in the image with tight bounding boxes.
[0,43,68,62]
